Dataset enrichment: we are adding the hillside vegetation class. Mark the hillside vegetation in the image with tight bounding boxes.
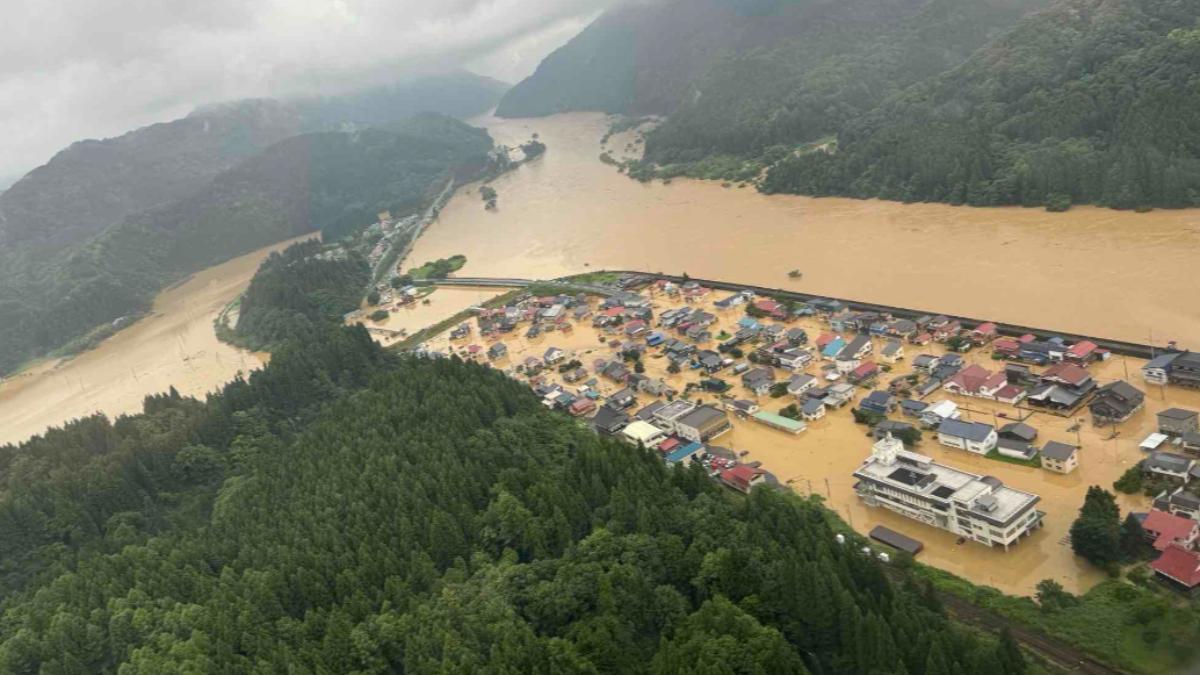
[762,0,1200,209]
[0,72,506,255]
[228,240,370,352]
[0,115,493,375]
[500,0,1200,211]
[0,325,1028,673]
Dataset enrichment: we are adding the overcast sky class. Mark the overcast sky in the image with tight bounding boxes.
[0,0,622,186]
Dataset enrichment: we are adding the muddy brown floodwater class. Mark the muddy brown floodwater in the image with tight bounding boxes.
[409,112,1200,346]
[420,289,1200,597]
[0,235,314,447]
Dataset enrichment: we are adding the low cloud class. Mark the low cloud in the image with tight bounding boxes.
[0,0,619,181]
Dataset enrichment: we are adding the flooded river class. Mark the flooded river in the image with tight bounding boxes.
[0,235,313,447]
[410,112,1200,347]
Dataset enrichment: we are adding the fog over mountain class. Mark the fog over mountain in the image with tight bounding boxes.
[0,0,619,179]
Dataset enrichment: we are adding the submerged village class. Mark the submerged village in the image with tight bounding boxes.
[383,272,1200,597]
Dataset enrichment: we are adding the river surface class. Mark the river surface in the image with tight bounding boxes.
[0,236,312,447]
[410,112,1200,347]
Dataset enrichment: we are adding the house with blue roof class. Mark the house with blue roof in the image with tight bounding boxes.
[665,441,705,466]
[821,337,847,360]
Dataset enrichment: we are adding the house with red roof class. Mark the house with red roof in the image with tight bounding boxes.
[720,465,766,494]
[971,322,999,344]
[1143,510,1200,552]
[816,332,839,350]
[1042,362,1095,389]
[944,365,1007,399]
[1151,545,1200,592]
[1066,340,1099,363]
[993,336,1021,358]
[569,398,597,417]
[752,298,788,321]
[849,361,880,385]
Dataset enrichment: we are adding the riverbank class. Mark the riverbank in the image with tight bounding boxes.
[0,235,312,447]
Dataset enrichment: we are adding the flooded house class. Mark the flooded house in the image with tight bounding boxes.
[936,419,998,455]
[1159,408,1200,437]
[801,398,826,421]
[881,340,904,363]
[742,367,775,396]
[591,405,630,435]
[860,390,896,415]
[720,465,766,494]
[943,365,1006,399]
[1145,451,1196,483]
[853,434,1044,550]
[1089,380,1146,425]
[787,373,818,397]
[997,423,1039,459]
[675,405,732,443]
[622,420,667,447]
[1039,441,1079,474]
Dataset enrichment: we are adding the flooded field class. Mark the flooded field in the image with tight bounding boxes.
[419,287,1200,597]
[409,112,1200,346]
[0,235,313,447]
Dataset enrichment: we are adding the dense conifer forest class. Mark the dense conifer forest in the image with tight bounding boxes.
[0,322,1028,673]
[228,240,371,351]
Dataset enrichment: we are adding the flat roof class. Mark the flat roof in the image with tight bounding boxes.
[854,449,1039,525]
[751,410,807,432]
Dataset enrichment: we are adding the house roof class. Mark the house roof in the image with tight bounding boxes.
[863,390,893,405]
[938,419,994,443]
[665,441,704,463]
[1159,408,1199,422]
[1144,353,1182,371]
[882,341,902,355]
[948,364,992,392]
[1148,451,1192,473]
[678,405,727,430]
[1043,362,1092,387]
[801,398,825,414]
[1067,340,1098,357]
[999,423,1038,442]
[1143,510,1197,551]
[1152,545,1200,587]
[1040,441,1076,461]
[592,405,629,431]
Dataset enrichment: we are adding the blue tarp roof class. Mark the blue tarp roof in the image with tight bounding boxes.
[666,441,704,463]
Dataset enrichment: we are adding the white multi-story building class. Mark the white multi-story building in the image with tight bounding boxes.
[853,435,1044,550]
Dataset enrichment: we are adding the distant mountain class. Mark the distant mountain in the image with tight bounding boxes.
[0,114,494,375]
[496,0,1047,127]
[0,72,507,256]
[501,0,1200,210]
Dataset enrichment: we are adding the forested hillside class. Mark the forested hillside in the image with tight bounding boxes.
[503,0,1200,210]
[0,115,493,375]
[229,240,370,351]
[0,72,506,256]
[762,0,1200,209]
[0,325,1028,673]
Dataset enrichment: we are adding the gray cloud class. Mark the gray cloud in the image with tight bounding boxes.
[0,0,619,181]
